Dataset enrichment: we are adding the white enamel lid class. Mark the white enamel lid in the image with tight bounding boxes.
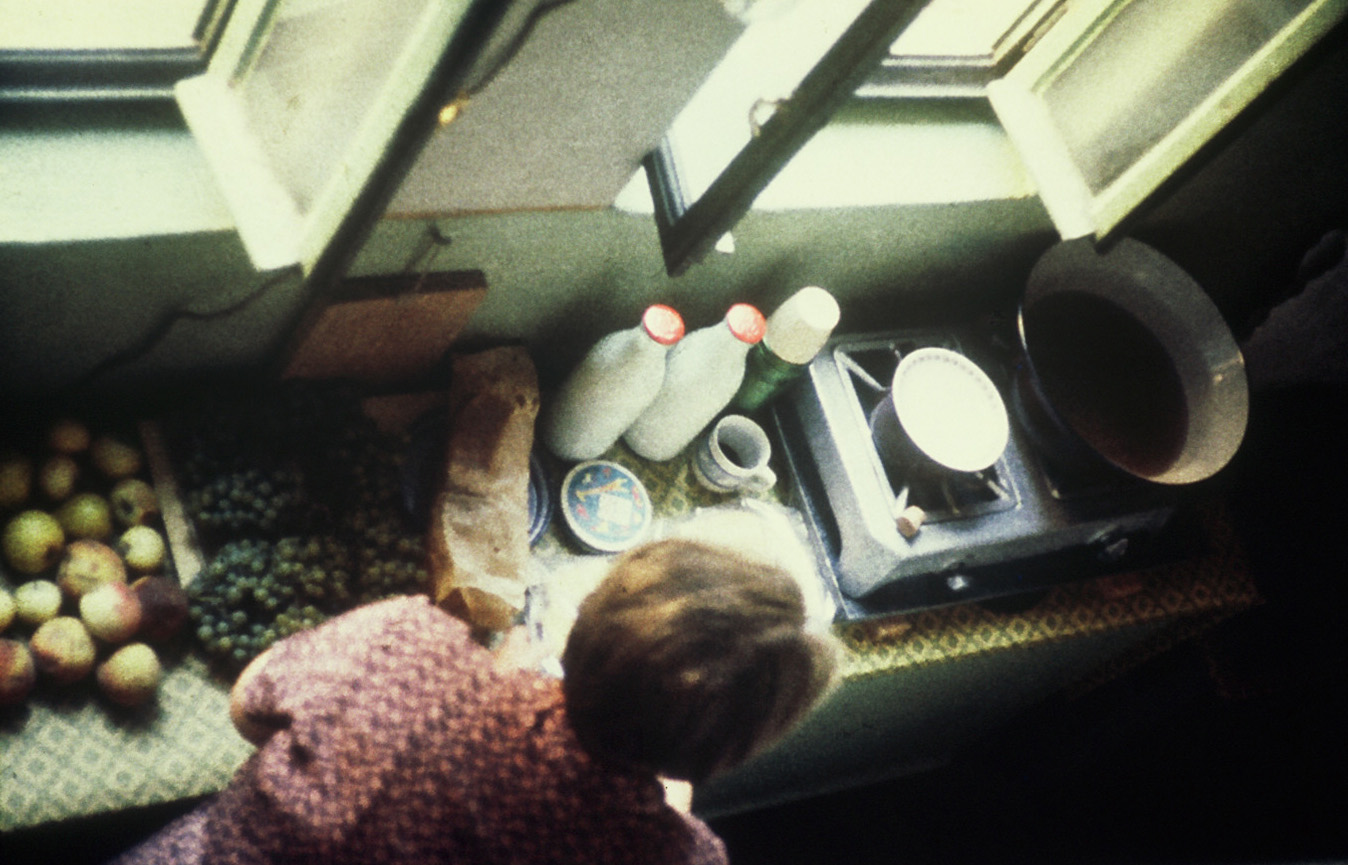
[891,347,1009,473]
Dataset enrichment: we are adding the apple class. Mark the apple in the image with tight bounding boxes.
[37,455,80,503]
[0,638,37,705]
[30,616,96,684]
[80,582,143,644]
[110,478,160,528]
[46,418,91,455]
[2,510,65,575]
[56,492,114,542]
[97,642,162,706]
[116,525,166,574]
[0,452,33,510]
[14,580,63,627]
[57,539,128,600]
[89,436,143,480]
[131,576,189,642]
[0,587,16,633]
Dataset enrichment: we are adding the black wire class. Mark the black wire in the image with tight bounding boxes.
[61,268,296,395]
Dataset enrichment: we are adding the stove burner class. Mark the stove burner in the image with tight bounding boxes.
[772,325,1187,621]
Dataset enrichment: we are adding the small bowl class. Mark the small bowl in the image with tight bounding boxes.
[527,452,552,545]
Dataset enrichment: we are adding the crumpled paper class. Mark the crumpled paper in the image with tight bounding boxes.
[427,346,540,634]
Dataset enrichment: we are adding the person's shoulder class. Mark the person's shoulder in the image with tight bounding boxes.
[378,594,476,638]
[318,595,475,649]
[341,593,445,623]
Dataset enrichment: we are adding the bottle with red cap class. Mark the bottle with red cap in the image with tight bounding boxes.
[541,304,686,461]
[624,303,767,462]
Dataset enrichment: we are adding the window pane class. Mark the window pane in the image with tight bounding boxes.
[860,0,1062,98]
[239,0,432,213]
[1041,0,1311,194]
[0,0,208,50]
[889,0,1043,58]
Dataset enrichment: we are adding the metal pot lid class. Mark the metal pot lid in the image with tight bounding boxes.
[891,347,1009,473]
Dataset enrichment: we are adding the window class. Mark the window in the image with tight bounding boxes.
[170,0,522,280]
[645,0,930,276]
[3,0,568,284]
[647,0,1348,276]
[987,0,1348,240]
[858,0,1065,99]
[0,0,233,100]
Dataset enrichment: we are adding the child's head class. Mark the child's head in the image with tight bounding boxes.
[561,538,839,783]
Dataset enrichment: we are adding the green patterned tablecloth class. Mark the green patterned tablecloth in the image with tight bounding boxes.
[542,439,1260,682]
[0,436,1259,833]
[1,652,252,832]
[832,495,1260,684]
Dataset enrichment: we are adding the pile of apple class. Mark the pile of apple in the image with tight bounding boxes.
[0,419,187,709]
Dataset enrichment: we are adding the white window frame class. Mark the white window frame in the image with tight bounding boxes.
[987,0,1348,241]
[857,0,1066,100]
[647,0,1348,275]
[0,0,234,101]
[173,0,487,277]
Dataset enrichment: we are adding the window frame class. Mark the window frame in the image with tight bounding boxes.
[646,0,1348,277]
[986,0,1348,242]
[644,0,931,277]
[0,0,235,101]
[172,0,506,282]
[856,0,1067,100]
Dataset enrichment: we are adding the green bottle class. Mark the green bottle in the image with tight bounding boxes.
[732,286,840,412]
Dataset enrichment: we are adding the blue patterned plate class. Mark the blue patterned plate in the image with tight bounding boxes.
[559,460,652,553]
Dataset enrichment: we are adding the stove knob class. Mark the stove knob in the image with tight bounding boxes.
[1090,530,1131,564]
[896,504,926,539]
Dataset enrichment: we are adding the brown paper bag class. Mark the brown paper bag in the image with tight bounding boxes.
[427,346,540,633]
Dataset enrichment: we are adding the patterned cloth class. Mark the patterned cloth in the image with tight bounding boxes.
[109,596,727,865]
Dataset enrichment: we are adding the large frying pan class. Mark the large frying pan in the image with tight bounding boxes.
[1016,238,1248,486]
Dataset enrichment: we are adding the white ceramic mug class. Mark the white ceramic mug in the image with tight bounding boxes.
[692,415,777,494]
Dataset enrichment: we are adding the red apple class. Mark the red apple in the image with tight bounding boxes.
[80,582,143,644]
[0,638,37,705]
[130,576,189,642]
[30,616,96,684]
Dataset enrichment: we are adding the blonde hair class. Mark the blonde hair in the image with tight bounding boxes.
[561,538,838,783]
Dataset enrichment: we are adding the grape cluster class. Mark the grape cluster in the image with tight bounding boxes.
[171,382,431,671]
[188,538,340,668]
[173,381,374,538]
[184,466,308,535]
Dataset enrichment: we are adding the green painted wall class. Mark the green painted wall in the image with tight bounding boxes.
[1,24,1345,406]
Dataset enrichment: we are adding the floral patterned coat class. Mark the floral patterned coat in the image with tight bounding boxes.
[110,595,727,865]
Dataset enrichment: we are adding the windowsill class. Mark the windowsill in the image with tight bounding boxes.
[616,98,1035,214]
[3,99,1033,247]
[0,102,234,244]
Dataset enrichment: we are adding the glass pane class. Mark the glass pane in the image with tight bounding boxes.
[860,0,1062,99]
[239,0,432,214]
[0,0,209,50]
[889,0,1044,58]
[663,0,871,208]
[1040,0,1310,194]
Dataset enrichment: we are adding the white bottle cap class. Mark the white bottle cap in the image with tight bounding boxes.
[762,286,840,364]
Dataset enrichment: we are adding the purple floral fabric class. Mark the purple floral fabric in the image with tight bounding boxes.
[111,596,727,865]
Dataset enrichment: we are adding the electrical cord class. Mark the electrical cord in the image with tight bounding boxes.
[60,267,297,396]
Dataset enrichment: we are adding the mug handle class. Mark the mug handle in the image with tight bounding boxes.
[743,465,777,492]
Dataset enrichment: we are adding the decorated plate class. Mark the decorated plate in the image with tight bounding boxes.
[560,460,652,553]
